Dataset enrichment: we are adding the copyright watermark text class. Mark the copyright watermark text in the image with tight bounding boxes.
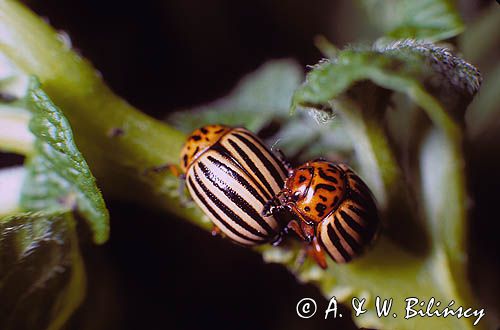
[296,296,485,326]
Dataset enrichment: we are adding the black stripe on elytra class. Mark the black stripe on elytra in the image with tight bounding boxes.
[334,215,362,254]
[233,133,285,187]
[226,138,277,199]
[348,204,368,220]
[349,187,375,213]
[198,162,276,237]
[207,155,267,205]
[339,209,369,242]
[211,143,273,201]
[327,163,341,171]
[187,176,260,245]
[326,223,352,262]
[214,128,225,134]
[193,169,268,240]
[348,204,377,238]
[318,167,339,184]
[237,130,288,175]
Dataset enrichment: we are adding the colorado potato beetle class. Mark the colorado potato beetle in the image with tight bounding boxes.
[180,124,288,246]
[264,160,379,268]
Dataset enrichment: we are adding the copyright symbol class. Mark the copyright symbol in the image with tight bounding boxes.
[296,298,317,319]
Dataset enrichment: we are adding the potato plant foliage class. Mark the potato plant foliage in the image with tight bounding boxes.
[0,0,498,329]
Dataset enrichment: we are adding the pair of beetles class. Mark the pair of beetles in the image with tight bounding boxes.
[179,125,379,269]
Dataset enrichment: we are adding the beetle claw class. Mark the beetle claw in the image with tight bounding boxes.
[307,237,327,269]
[211,225,222,237]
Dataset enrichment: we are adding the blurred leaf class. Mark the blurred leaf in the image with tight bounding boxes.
[459,3,500,66]
[20,78,109,244]
[461,6,500,139]
[288,40,486,329]
[360,0,464,41]
[0,212,85,330]
[0,53,33,155]
[0,106,32,154]
[466,64,500,139]
[269,113,353,163]
[167,59,303,133]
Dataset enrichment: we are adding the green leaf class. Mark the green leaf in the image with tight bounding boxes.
[294,40,481,124]
[167,59,303,133]
[360,0,464,41]
[0,211,85,330]
[20,78,109,244]
[289,41,486,329]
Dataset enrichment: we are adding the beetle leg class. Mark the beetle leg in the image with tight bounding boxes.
[145,164,179,176]
[277,149,293,173]
[211,225,222,237]
[292,238,327,271]
[300,221,315,243]
[286,205,315,242]
[168,164,182,177]
[177,173,194,206]
[270,141,293,174]
[271,231,284,246]
[262,192,287,217]
[307,236,328,269]
[284,219,306,241]
[262,199,276,217]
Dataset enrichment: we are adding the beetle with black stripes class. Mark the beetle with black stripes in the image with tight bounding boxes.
[180,124,289,246]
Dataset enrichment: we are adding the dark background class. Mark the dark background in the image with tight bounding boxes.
[23,1,360,329]
[11,1,497,329]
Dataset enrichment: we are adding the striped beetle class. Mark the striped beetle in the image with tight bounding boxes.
[180,125,288,246]
[264,160,379,268]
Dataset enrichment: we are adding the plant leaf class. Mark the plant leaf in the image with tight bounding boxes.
[288,40,487,329]
[0,211,85,330]
[0,53,33,155]
[20,78,109,244]
[167,59,303,133]
[360,0,464,42]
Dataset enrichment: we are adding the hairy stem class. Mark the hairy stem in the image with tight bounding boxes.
[0,0,204,226]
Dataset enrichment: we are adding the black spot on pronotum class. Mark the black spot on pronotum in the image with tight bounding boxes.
[327,163,338,172]
[319,195,327,202]
[200,127,208,134]
[192,135,202,141]
[316,203,327,217]
[214,128,225,134]
[108,127,125,138]
[318,167,338,184]
[299,175,307,183]
[183,154,188,167]
[304,206,311,212]
[315,183,336,192]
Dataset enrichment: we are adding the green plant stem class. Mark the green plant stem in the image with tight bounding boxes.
[0,0,203,226]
